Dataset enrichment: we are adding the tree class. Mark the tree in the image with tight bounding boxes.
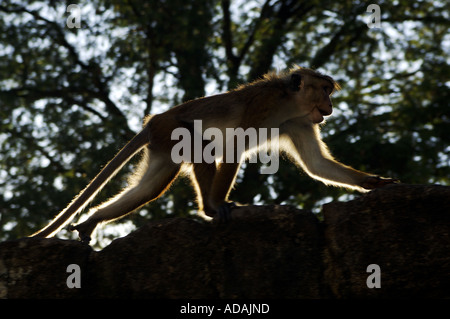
[1,0,448,247]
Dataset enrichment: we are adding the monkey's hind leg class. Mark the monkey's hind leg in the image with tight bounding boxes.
[215,202,237,223]
[192,161,240,222]
[208,161,241,222]
[191,162,216,216]
[71,150,180,243]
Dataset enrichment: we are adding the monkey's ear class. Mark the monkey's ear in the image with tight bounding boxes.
[289,73,302,91]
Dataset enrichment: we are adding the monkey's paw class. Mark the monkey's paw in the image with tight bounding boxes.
[69,223,92,244]
[214,202,238,223]
[361,176,400,190]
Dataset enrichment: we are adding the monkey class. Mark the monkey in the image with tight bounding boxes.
[31,66,398,243]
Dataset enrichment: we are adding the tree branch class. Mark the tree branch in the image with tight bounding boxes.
[237,0,273,63]
[0,4,132,137]
[0,86,106,119]
[220,0,237,66]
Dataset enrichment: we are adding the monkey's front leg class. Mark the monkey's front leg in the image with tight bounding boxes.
[361,175,400,189]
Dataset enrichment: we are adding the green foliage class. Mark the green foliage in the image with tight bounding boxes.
[0,0,448,245]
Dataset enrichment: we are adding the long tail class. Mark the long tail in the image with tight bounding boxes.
[31,126,150,238]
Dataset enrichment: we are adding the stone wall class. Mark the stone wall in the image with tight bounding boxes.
[1,184,449,299]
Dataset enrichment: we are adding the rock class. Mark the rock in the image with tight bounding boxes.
[324,184,450,298]
[0,205,322,298]
[0,238,91,298]
[1,184,449,299]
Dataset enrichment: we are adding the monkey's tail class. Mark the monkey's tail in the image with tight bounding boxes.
[30,126,151,238]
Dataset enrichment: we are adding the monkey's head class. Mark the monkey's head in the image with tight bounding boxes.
[289,68,340,124]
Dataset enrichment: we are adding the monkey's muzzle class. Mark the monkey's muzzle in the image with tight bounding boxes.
[319,107,332,116]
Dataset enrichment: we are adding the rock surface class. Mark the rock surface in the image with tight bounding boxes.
[1,184,449,298]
